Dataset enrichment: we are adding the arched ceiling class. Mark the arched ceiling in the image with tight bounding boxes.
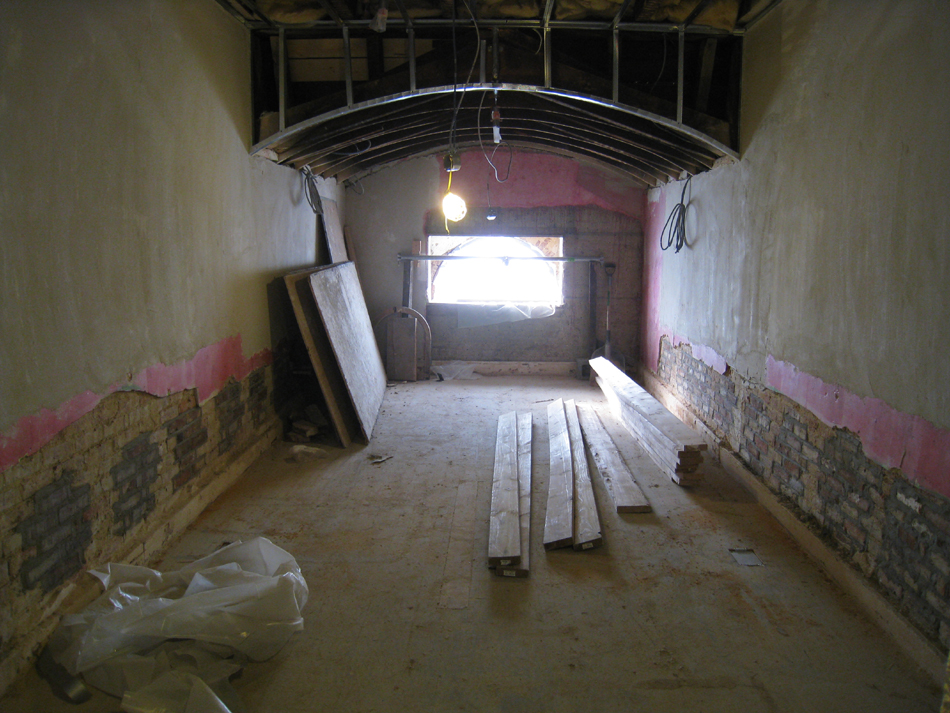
[214,0,784,186]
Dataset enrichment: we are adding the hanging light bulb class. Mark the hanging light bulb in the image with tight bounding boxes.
[442,152,466,222]
[442,191,467,222]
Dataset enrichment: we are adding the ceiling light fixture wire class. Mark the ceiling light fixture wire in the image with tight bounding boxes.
[477,89,512,182]
[447,0,481,153]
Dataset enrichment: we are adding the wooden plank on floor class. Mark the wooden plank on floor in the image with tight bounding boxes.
[308,262,387,442]
[565,399,603,551]
[496,412,533,578]
[488,411,521,567]
[543,399,574,550]
[284,267,358,447]
[590,356,706,486]
[577,403,651,513]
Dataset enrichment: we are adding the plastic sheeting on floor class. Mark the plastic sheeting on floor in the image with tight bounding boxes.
[47,537,308,713]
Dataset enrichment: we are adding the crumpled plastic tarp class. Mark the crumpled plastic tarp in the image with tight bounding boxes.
[47,537,308,713]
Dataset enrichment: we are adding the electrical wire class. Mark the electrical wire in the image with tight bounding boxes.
[301,166,322,214]
[476,89,512,182]
[448,0,481,152]
[660,175,691,253]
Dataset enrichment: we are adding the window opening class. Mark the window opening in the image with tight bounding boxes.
[427,236,564,306]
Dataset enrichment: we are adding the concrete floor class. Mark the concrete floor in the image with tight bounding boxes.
[3,376,942,712]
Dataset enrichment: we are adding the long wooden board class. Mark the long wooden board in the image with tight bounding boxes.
[577,403,651,513]
[488,411,521,567]
[590,356,706,485]
[565,400,603,551]
[543,399,574,550]
[284,268,358,447]
[496,413,533,578]
[321,198,348,264]
[308,262,387,442]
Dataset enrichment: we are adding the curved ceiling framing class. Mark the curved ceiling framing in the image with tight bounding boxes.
[218,0,786,185]
[253,84,737,186]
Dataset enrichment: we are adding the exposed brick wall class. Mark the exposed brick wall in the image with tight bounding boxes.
[654,336,950,653]
[15,472,92,593]
[0,364,280,691]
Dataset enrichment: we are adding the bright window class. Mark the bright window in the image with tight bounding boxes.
[427,236,564,305]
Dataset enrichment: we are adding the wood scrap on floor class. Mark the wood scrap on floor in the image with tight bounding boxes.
[564,400,603,551]
[543,399,575,550]
[589,356,707,486]
[576,403,651,513]
[495,412,533,578]
[488,411,521,567]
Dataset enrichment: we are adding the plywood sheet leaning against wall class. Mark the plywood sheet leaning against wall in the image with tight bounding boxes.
[488,411,521,568]
[308,262,387,442]
[564,400,603,551]
[544,398,574,550]
[496,412,533,578]
[589,356,707,486]
[284,267,360,447]
[576,403,651,513]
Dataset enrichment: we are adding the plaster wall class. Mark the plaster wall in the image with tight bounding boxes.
[643,0,950,494]
[0,0,318,439]
[344,151,645,363]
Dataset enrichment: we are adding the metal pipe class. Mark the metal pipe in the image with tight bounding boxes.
[343,25,354,107]
[676,28,684,123]
[611,28,619,103]
[398,254,604,263]
[544,28,552,88]
[278,28,287,131]
[480,39,487,83]
[408,28,416,90]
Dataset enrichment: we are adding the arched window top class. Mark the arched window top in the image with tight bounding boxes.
[428,236,564,306]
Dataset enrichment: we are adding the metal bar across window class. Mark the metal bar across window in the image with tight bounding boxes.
[398,254,604,263]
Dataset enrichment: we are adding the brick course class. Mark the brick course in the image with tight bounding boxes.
[655,337,950,653]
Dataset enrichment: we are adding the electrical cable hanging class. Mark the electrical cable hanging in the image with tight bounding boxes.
[301,166,322,214]
[660,175,691,253]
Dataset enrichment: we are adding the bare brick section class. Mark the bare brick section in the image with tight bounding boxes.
[248,370,268,426]
[215,381,245,456]
[654,337,950,653]
[111,433,161,535]
[15,471,92,592]
[165,406,208,491]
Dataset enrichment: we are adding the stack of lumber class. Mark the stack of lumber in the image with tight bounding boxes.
[543,399,603,551]
[589,356,707,486]
[576,404,651,513]
[488,412,533,577]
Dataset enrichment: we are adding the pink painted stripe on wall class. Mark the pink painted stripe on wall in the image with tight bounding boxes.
[767,355,950,499]
[0,336,271,473]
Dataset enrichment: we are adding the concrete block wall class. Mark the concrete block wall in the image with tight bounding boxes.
[654,337,950,654]
[0,366,282,693]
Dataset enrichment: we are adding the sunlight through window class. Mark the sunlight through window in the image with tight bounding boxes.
[428,236,564,305]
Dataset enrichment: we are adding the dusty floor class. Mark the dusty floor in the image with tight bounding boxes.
[3,376,943,712]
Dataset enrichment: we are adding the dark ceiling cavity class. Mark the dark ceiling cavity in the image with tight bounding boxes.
[214,0,784,186]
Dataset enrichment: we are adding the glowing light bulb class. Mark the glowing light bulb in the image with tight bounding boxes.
[442,192,467,221]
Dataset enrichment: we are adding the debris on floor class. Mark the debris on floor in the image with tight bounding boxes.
[288,444,329,462]
[42,537,308,713]
[286,403,332,444]
[730,548,764,566]
[368,454,393,465]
